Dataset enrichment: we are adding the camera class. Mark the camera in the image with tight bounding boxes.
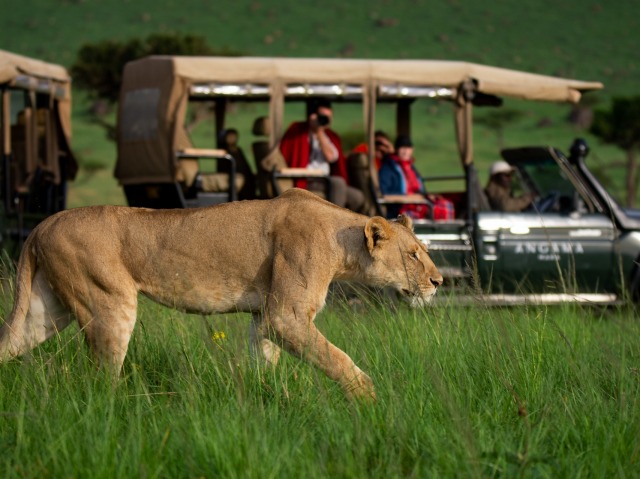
[316,113,330,126]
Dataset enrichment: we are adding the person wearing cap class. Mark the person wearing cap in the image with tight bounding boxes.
[279,98,366,213]
[379,134,454,220]
[484,160,534,212]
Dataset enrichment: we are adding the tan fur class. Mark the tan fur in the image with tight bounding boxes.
[0,189,442,400]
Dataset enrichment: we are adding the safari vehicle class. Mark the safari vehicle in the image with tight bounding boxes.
[0,50,77,259]
[115,56,640,304]
[472,139,640,304]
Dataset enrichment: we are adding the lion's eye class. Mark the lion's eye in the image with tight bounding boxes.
[409,251,419,261]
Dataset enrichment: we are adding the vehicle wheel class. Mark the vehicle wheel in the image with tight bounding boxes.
[631,257,640,303]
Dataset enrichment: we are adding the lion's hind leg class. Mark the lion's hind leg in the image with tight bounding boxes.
[249,312,282,367]
[0,269,73,361]
[70,285,138,375]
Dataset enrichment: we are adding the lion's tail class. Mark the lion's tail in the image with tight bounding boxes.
[0,233,38,361]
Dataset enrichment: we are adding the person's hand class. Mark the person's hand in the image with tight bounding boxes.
[375,138,393,157]
[309,113,325,134]
[379,137,393,154]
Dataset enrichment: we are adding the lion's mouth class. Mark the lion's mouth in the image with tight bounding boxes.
[401,287,437,306]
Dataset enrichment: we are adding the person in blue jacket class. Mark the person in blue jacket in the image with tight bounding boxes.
[379,134,454,220]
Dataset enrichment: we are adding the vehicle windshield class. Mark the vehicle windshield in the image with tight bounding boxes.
[518,158,576,198]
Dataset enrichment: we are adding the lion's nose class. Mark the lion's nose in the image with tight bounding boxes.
[430,275,443,288]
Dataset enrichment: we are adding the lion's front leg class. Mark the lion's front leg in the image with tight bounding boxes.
[264,250,376,401]
[265,303,376,402]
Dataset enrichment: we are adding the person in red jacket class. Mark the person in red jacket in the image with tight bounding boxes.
[280,99,365,213]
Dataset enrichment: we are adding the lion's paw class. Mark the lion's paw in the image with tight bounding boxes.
[344,369,377,403]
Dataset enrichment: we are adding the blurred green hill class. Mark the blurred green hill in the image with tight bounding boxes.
[6,0,637,95]
[2,0,639,206]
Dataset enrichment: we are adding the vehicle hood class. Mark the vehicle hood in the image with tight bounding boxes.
[623,208,640,220]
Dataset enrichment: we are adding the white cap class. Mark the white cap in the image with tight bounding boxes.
[489,160,515,177]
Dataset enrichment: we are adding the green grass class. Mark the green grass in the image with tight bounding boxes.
[1,291,639,477]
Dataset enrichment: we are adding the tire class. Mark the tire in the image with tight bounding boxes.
[630,255,640,303]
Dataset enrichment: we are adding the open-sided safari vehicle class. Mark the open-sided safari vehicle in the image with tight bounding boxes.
[0,50,77,259]
[115,56,640,304]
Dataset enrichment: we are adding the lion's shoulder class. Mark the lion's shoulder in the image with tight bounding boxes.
[277,188,328,203]
[276,188,359,216]
[271,189,364,233]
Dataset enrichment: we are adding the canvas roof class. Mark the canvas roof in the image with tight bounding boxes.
[1,49,76,182]
[0,49,71,85]
[129,56,602,103]
[0,49,73,128]
[116,55,603,185]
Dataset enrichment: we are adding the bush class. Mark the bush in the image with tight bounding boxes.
[71,33,242,104]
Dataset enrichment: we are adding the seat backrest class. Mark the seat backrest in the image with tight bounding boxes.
[347,151,371,192]
[467,165,491,212]
[123,183,187,209]
[346,151,379,216]
[251,116,293,198]
[251,116,272,198]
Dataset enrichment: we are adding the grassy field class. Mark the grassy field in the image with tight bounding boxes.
[1,288,639,477]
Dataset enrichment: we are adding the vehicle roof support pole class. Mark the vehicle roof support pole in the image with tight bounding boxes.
[269,80,285,147]
[55,82,74,166]
[365,81,380,196]
[396,99,411,137]
[455,79,476,224]
[2,90,11,213]
[214,98,226,148]
[1,90,9,156]
[23,90,36,181]
[454,79,474,167]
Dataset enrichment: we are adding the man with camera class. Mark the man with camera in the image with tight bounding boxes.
[280,98,366,213]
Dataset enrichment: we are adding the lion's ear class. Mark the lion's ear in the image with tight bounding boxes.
[364,216,392,253]
[395,214,414,231]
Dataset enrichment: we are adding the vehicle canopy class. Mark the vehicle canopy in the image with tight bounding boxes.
[1,49,78,258]
[115,55,602,189]
[1,49,77,186]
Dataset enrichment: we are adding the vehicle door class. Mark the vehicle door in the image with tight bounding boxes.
[474,148,616,295]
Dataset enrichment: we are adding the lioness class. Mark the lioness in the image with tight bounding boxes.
[0,188,442,400]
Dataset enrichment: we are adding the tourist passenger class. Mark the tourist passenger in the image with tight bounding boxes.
[379,135,454,220]
[279,99,366,213]
[351,130,395,170]
[484,160,534,212]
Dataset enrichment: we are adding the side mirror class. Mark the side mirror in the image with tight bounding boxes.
[568,138,590,165]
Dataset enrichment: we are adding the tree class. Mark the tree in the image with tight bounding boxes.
[590,96,640,208]
[70,33,241,143]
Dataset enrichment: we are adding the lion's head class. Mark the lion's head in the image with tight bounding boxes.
[364,214,443,306]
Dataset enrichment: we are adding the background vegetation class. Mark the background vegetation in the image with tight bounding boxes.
[2,0,639,206]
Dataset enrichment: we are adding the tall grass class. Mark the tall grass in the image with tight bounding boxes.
[1,290,638,477]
